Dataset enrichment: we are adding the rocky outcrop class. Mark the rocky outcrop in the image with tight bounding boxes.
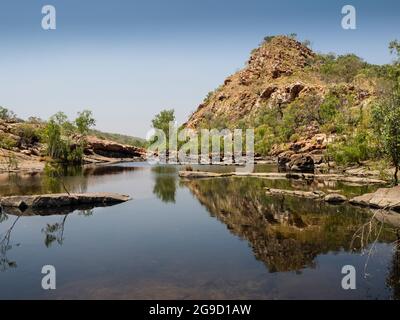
[178,170,385,184]
[84,135,146,159]
[0,192,131,210]
[274,133,329,172]
[350,186,400,211]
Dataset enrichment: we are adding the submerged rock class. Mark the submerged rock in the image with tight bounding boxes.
[265,188,325,199]
[265,188,348,204]
[178,171,233,179]
[0,192,130,210]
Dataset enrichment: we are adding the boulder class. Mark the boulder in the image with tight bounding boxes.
[324,193,347,203]
[277,150,295,167]
[350,186,400,211]
[287,154,314,172]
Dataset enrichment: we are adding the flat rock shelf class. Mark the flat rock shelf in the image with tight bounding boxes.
[0,192,131,210]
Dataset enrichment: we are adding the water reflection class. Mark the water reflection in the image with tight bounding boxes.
[0,163,399,299]
[183,177,397,273]
[0,213,19,271]
[152,166,178,203]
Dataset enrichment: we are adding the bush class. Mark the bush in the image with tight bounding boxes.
[320,54,366,83]
[0,106,16,121]
[43,110,95,164]
[0,133,18,150]
[12,124,42,146]
[319,94,340,124]
[327,131,375,165]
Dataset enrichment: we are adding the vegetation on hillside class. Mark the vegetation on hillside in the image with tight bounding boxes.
[89,129,146,148]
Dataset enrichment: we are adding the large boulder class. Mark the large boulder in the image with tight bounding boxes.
[287,154,315,172]
[350,186,400,211]
[277,150,295,167]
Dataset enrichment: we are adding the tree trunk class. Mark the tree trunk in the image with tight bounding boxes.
[395,165,399,185]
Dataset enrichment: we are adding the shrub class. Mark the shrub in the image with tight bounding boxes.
[0,133,18,150]
[319,94,340,125]
[327,131,375,165]
[320,54,366,83]
[12,124,42,146]
[0,106,16,121]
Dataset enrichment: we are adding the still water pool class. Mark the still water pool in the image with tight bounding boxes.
[0,163,399,299]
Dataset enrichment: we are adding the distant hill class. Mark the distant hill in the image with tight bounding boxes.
[89,129,146,148]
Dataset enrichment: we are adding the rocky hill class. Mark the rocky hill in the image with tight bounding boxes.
[185,35,383,170]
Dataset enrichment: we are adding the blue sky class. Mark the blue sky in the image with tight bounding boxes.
[0,0,399,137]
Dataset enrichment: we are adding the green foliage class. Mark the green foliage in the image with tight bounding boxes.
[75,110,96,135]
[327,131,375,166]
[89,129,145,148]
[12,124,42,146]
[43,110,95,164]
[318,94,340,125]
[0,133,17,150]
[263,35,275,43]
[369,40,400,183]
[0,106,16,121]
[151,109,175,135]
[320,54,366,83]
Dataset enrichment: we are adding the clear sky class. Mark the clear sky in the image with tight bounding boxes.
[0,0,399,137]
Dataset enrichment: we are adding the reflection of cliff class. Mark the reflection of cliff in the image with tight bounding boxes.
[184,177,395,273]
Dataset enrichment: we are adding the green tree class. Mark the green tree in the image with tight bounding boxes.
[372,40,400,184]
[43,110,96,164]
[75,110,96,135]
[152,109,175,134]
[151,109,175,149]
[0,107,16,121]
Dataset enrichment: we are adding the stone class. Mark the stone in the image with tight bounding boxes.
[324,193,347,203]
[277,150,295,167]
[265,188,325,199]
[350,186,400,211]
[287,154,314,172]
[20,149,32,156]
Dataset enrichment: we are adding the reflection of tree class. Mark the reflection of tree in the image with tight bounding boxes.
[152,166,177,203]
[387,233,400,300]
[184,177,396,273]
[0,213,20,271]
[42,215,69,247]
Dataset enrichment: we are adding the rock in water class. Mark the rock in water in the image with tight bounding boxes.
[324,193,347,203]
[0,192,130,210]
[350,186,400,211]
